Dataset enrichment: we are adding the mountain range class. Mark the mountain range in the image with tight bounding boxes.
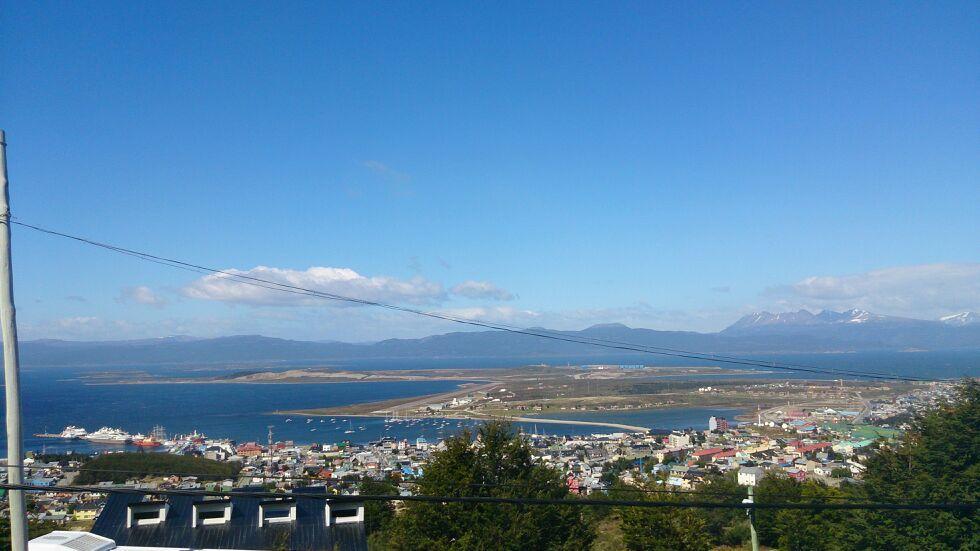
[17,309,980,367]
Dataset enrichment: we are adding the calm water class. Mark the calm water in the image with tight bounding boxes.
[6,372,468,453]
[0,369,739,454]
[525,407,743,431]
[301,350,980,380]
[2,349,976,455]
[22,350,979,380]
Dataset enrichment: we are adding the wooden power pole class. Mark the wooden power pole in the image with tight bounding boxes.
[0,130,28,550]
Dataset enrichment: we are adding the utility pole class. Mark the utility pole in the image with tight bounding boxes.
[0,130,28,550]
[744,485,759,551]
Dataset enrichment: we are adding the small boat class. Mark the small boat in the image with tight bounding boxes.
[285,419,293,423]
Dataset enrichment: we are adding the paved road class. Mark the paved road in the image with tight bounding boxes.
[373,382,501,414]
[467,410,649,433]
[853,393,873,423]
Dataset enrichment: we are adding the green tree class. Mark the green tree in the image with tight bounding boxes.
[618,488,711,551]
[382,422,594,551]
[752,473,802,546]
[766,482,860,551]
[696,472,749,547]
[751,380,980,550]
[358,477,398,539]
[847,380,980,550]
[600,457,634,485]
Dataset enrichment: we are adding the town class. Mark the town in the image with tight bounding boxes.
[6,380,957,534]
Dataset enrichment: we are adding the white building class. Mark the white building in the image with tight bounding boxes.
[737,466,765,487]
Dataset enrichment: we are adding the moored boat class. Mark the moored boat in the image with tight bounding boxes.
[133,436,163,448]
[84,427,132,445]
[58,426,88,439]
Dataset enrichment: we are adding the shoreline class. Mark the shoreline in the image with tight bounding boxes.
[275,403,753,434]
[81,377,489,386]
[273,410,652,433]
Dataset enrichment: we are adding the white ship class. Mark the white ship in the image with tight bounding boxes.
[58,426,88,439]
[84,427,132,445]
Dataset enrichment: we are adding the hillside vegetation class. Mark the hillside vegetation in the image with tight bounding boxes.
[74,453,240,484]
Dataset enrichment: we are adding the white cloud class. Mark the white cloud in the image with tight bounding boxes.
[117,286,167,307]
[765,263,980,319]
[437,306,541,323]
[25,316,140,340]
[182,266,445,307]
[20,314,274,341]
[451,280,516,301]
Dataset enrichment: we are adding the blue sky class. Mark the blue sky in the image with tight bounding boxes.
[2,2,978,341]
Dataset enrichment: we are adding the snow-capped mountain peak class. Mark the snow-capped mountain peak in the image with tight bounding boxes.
[939,312,979,326]
[726,309,817,329]
[840,308,883,323]
[728,308,891,331]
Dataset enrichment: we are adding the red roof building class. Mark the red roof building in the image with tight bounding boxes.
[692,447,728,460]
[713,449,738,460]
[795,442,832,454]
[235,442,264,457]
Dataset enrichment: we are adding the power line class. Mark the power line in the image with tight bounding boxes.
[12,219,929,381]
[0,464,783,500]
[8,463,970,505]
[10,221,933,382]
[410,480,952,504]
[2,482,975,511]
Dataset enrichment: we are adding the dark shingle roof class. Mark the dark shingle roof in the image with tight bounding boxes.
[91,487,366,550]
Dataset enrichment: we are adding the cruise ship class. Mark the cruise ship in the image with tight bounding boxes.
[84,427,132,445]
[58,426,88,439]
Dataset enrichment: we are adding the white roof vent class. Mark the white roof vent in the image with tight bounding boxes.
[325,502,364,525]
[258,498,296,525]
[193,498,233,527]
[28,531,115,551]
[126,500,169,527]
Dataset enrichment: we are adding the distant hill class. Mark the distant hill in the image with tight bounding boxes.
[17,309,980,367]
